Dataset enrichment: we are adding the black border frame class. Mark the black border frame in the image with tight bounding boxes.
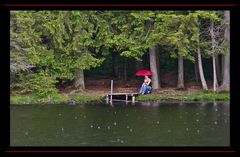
[2,2,240,155]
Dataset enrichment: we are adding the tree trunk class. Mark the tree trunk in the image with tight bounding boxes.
[215,55,221,84]
[74,69,85,90]
[221,54,224,82]
[177,55,184,89]
[218,11,230,92]
[210,20,219,91]
[111,51,118,77]
[149,46,160,90]
[194,54,200,84]
[219,52,230,91]
[197,40,208,90]
[212,56,218,91]
[156,46,161,84]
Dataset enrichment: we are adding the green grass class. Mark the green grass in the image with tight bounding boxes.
[10,94,69,105]
[73,95,105,104]
[10,94,104,105]
[10,95,38,105]
[11,91,229,105]
[136,92,230,102]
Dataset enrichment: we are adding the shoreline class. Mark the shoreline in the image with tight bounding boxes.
[10,91,230,105]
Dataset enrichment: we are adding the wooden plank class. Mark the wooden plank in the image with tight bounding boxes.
[108,99,138,103]
[111,99,132,102]
[107,93,138,96]
[110,80,113,104]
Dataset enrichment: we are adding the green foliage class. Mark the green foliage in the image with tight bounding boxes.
[10,10,228,97]
[15,72,58,98]
[10,11,107,96]
[121,47,146,60]
[114,11,223,64]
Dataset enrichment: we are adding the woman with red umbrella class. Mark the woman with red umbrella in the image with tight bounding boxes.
[136,70,152,95]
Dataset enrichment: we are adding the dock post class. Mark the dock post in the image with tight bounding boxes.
[110,80,113,104]
[106,95,109,104]
[132,95,135,103]
[125,94,128,103]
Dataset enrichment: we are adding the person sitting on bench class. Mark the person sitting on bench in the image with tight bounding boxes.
[139,75,152,95]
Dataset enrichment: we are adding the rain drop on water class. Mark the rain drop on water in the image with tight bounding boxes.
[214,121,218,125]
[167,129,171,133]
[114,122,117,126]
[90,125,93,128]
[121,140,124,143]
[197,130,200,134]
[97,126,101,129]
[75,116,78,119]
[186,128,189,131]
[58,113,62,116]
[83,115,86,118]
[127,126,130,129]
[196,119,199,122]
[224,119,227,123]
[61,128,64,131]
[25,132,28,135]
[107,126,111,130]
[156,121,160,124]
[130,129,133,132]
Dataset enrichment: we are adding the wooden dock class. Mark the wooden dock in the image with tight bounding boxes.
[106,93,138,104]
[106,80,138,104]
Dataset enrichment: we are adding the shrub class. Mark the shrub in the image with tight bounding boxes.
[15,72,58,98]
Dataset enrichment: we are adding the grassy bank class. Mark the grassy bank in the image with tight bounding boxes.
[10,94,105,105]
[10,91,229,105]
[136,92,230,102]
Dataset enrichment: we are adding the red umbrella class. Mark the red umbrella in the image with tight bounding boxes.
[135,69,153,76]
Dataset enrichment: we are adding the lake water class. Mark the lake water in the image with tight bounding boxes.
[10,101,230,146]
